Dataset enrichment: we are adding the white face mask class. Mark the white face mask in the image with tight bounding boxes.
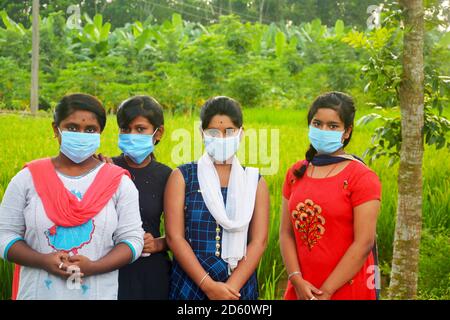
[203,128,242,162]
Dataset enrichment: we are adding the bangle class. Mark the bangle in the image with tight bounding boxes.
[199,272,210,288]
[288,271,302,280]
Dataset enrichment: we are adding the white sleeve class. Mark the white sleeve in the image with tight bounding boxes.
[112,175,144,263]
[0,168,29,260]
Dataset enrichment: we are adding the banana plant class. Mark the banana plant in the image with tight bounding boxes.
[150,13,191,63]
[71,13,111,58]
[0,11,31,66]
[0,10,28,36]
[111,13,195,64]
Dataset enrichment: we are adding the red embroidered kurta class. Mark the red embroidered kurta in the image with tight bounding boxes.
[282,160,381,300]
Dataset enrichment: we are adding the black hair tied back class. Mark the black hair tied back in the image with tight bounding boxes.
[293,91,356,180]
[200,96,243,130]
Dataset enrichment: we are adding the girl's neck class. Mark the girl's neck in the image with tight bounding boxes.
[317,148,346,157]
[52,154,100,176]
[124,154,152,168]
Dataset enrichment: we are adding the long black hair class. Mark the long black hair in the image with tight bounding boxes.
[293,91,356,179]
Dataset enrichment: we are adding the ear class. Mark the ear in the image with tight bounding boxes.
[154,125,164,144]
[239,127,245,141]
[343,126,353,142]
[52,122,59,138]
[52,122,62,145]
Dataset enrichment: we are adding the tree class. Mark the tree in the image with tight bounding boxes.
[30,0,39,114]
[389,0,425,299]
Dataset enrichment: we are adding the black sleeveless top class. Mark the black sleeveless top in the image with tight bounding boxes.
[114,154,172,300]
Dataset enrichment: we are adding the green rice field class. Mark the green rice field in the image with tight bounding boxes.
[0,107,449,300]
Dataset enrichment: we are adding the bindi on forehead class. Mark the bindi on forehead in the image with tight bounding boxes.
[74,112,96,121]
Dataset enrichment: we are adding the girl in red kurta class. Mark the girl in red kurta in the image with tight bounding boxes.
[280,92,381,300]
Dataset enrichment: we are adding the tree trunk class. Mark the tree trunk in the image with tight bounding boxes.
[388,0,424,300]
[30,0,39,115]
[259,0,265,23]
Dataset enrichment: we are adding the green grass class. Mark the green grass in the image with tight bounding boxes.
[0,107,449,300]
[0,258,13,300]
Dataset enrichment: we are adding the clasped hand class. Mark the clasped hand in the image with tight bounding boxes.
[43,251,97,280]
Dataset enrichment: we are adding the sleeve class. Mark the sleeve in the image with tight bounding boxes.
[113,175,145,263]
[0,169,28,261]
[162,165,173,186]
[349,170,382,208]
[282,166,294,200]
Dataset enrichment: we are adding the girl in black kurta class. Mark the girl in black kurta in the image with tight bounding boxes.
[114,96,172,300]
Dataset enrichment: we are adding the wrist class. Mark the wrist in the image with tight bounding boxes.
[156,238,165,252]
[226,279,241,293]
[288,271,302,281]
[320,285,335,296]
[37,252,50,271]
[89,260,102,276]
[200,275,214,293]
[290,275,304,287]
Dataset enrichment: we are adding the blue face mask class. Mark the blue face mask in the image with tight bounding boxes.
[308,125,344,154]
[118,128,158,164]
[58,129,101,164]
[203,128,242,162]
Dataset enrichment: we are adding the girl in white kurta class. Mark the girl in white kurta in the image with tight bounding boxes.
[0,93,144,300]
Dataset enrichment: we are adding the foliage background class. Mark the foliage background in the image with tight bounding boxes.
[0,0,449,300]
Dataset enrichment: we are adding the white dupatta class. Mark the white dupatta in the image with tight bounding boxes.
[197,153,259,274]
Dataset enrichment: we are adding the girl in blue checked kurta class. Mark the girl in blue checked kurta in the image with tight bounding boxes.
[165,96,270,300]
[169,163,259,299]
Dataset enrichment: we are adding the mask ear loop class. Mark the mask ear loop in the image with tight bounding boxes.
[56,127,63,138]
[151,127,159,137]
[237,127,243,139]
[151,127,159,145]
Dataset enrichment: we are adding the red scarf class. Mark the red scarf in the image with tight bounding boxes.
[25,158,130,227]
[11,158,131,299]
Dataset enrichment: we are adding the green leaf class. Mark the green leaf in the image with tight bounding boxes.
[84,13,93,25]
[136,29,152,51]
[94,14,103,30]
[311,18,323,38]
[437,31,450,48]
[100,23,111,42]
[0,10,25,35]
[132,22,143,37]
[172,13,183,30]
[334,19,344,37]
[356,113,382,126]
[275,31,286,58]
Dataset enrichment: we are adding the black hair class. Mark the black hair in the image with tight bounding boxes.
[54,93,106,131]
[200,96,243,130]
[117,95,164,133]
[293,91,356,179]
[117,96,164,161]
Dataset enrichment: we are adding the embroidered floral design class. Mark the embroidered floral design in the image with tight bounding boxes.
[291,199,326,250]
[81,284,90,295]
[44,278,52,290]
[44,219,95,255]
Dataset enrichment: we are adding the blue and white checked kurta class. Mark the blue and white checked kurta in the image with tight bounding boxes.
[169,162,259,300]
